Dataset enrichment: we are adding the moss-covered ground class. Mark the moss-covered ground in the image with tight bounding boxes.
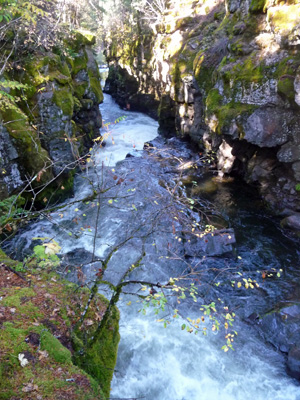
[0,249,119,400]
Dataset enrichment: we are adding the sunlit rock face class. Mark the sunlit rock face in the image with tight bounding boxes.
[105,0,300,216]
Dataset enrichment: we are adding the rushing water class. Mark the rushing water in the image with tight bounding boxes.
[6,92,300,399]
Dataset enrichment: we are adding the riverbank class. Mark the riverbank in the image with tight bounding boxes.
[0,249,119,399]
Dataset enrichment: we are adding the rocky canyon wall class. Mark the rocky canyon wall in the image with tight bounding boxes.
[0,31,103,205]
[104,0,300,229]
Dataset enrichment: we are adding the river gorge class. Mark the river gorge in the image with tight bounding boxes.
[4,89,300,399]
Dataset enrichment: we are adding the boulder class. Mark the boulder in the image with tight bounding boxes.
[280,214,300,231]
[288,346,300,379]
[184,228,236,257]
[257,303,300,379]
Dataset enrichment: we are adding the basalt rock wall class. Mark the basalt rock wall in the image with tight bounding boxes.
[0,31,103,204]
[104,0,300,228]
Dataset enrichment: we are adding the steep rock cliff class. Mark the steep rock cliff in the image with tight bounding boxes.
[104,0,300,227]
[0,31,103,204]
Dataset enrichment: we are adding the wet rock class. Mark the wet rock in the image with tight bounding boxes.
[246,154,277,182]
[280,214,300,231]
[258,303,300,375]
[158,94,176,136]
[62,248,94,266]
[184,228,236,257]
[61,248,103,284]
[288,346,300,379]
[104,0,300,217]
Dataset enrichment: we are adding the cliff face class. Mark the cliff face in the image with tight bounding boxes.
[0,31,103,204]
[104,0,300,224]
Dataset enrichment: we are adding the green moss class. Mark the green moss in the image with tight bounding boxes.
[89,77,104,103]
[49,71,71,85]
[193,50,215,93]
[73,53,88,75]
[205,88,256,134]
[170,62,181,102]
[275,58,295,78]
[1,107,29,137]
[215,14,239,37]
[227,57,265,84]
[1,323,31,355]
[278,76,295,102]
[249,0,267,13]
[0,248,23,269]
[53,87,74,116]
[2,288,36,307]
[0,251,113,399]
[74,30,96,46]
[24,54,72,89]
[206,88,223,110]
[175,16,194,30]
[0,322,103,399]
[73,81,88,99]
[267,5,300,33]
[73,96,82,111]
[41,331,72,364]
[1,108,53,181]
[73,295,120,400]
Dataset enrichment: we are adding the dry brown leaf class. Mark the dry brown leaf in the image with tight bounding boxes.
[38,350,49,360]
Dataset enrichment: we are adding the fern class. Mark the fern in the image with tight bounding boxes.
[0,80,29,90]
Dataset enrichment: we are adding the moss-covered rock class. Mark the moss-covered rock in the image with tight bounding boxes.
[1,26,104,211]
[205,88,256,135]
[104,0,300,212]
[278,76,296,102]
[73,30,96,47]
[53,86,75,116]
[0,107,53,184]
[267,5,300,36]
[72,297,120,399]
[0,250,120,400]
[249,0,267,13]
[88,76,104,103]
[72,52,88,75]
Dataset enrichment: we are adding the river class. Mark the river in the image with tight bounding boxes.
[6,90,300,399]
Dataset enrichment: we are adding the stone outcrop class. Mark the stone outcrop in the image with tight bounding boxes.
[254,302,300,379]
[104,0,300,226]
[0,31,103,204]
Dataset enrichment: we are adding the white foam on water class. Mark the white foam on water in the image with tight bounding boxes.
[95,95,158,167]
[111,301,300,400]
